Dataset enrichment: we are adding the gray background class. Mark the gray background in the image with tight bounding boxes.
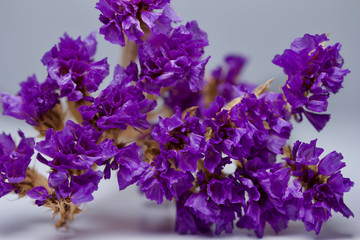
[0,1,359,239]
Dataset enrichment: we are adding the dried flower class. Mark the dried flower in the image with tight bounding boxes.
[41,32,109,101]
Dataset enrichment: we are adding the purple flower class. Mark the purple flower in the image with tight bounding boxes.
[151,107,206,172]
[169,92,295,236]
[1,75,59,126]
[27,186,49,206]
[78,64,156,131]
[273,33,350,131]
[137,109,204,204]
[174,160,297,237]
[175,190,212,234]
[103,143,147,191]
[70,169,104,204]
[33,120,118,205]
[44,168,104,205]
[233,160,298,237]
[184,192,221,225]
[41,32,109,101]
[210,54,256,102]
[0,177,14,198]
[164,81,205,112]
[137,154,194,204]
[202,93,291,173]
[96,0,181,46]
[138,21,210,95]
[0,131,34,189]
[286,140,354,234]
[35,120,118,171]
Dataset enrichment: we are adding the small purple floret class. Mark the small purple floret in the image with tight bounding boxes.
[273,33,350,131]
[41,32,109,101]
[0,131,34,198]
[1,75,59,126]
[138,21,210,95]
[78,63,156,131]
[96,0,180,46]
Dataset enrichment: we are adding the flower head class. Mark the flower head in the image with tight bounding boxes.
[35,120,118,171]
[202,93,291,173]
[210,54,256,103]
[137,108,204,204]
[0,131,34,197]
[34,120,119,205]
[138,21,210,95]
[273,33,350,131]
[286,140,354,233]
[41,32,109,101]
[1,75,59,126]
[78,63,156,131]
[96,0,181,46]
[103,143,147,191]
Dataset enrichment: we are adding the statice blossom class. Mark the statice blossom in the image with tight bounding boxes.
[34,120,118,205]
[138,21,210,95]
[1,75,59,126]
[41,32,109,101]
[273,33,350,131]
[96,0,181,46]
[210,54,256,103]
[78,63,157,131]
[0,0,355,235]
[286,140,354,233]
[202,93,292,173]
[0,131,34,197]
[102,142,147,191]
[137,108,205,204]
[171,92,293,236]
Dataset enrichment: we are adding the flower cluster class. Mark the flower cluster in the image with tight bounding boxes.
[176,162,296,237]
[0,0,354,237]
[137,21,210,95]
[42,32,109,101]
[1,75,59,126]
[204,93,291,171]
[167,92,294,236]
[210,54,256,103]
[96,0,181,46]
[286,140,354,233]
[273,33,350,131]
[79,63,156,131]
[0,131,34,197]
[173,129,354,237]
[137,108,204,204]
[34,120,118,205]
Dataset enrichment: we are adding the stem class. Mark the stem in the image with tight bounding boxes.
[14,167,51,197]
[119,22,150,67]
[120,37,139,67]
[14,167,81,228]
[34,104,65,137]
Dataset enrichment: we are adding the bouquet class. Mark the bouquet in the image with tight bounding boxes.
[0,1,354,237]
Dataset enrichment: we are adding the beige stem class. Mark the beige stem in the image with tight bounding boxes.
[34,104,65,137]
[120,37,139,67]
[14,167,81,228]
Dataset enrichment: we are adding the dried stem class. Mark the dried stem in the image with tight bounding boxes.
[14,167,81,228]
[253,78,274,96]
[119,22,150,67]
[45,198,82,228]
[203,77,219,107]
[67,99,92,124]
[120,36,139,67]
[34,104,65,137]
[13,168,52,197]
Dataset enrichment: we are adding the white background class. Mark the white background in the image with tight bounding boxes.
[0,1,359,239]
